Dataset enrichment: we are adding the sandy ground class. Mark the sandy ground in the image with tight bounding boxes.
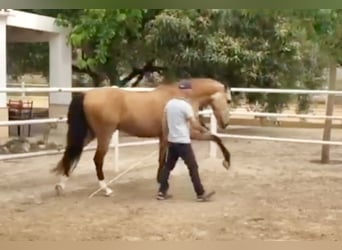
[1,126,342,241]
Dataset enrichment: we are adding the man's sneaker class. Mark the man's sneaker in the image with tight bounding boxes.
[156,192,173,200]
[196,190,216,202]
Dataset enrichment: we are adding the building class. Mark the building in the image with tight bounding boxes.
[0,9,72,138]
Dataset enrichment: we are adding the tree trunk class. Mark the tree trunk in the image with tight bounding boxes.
[321,61,337,164]
[107,68,119,86]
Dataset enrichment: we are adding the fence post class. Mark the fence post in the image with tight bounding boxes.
[21,81,25,98]
[112,130,119,172]
[209,112,217,158]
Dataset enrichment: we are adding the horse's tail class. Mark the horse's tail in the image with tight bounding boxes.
[51,93,90,176]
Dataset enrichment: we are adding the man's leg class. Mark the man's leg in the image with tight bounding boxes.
[179,143,215,201]
[157,143,179,199]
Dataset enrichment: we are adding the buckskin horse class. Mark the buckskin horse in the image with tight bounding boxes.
[51,78,232,197]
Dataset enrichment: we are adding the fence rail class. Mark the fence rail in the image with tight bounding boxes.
[1,86,341,169]
[231,88,342,95]
[2,86,342,95]
[1,110,342,127]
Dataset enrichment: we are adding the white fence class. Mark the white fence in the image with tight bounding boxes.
[1,86,342,171]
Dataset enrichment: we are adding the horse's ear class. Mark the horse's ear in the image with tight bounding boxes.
[222,83,232,102]
[223,83,230,91]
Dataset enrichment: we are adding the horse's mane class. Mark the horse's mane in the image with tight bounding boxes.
[151,78,230,94]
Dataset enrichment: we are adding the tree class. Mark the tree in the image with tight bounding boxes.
[8,9,161,86]
[55,9,163,86]
[7,9,331,110]
[7,42,49,79]
[254,9,342,163]
[144,9,326,112]
[297,9,342,164]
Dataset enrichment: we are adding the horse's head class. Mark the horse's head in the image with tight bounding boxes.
[173,78,231,129]
[208,84,231,129]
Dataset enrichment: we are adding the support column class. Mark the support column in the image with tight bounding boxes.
[49,32,72,119]
[0,14,9,138]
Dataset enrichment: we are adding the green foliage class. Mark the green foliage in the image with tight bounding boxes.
[58,9,145,67]
[56,9,160,85]
[7,42,49,79]
[255,9,342,112]
[144,9,328,112]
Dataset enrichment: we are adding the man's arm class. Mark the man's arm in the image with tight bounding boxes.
[162,109,169,135]
[185,104,208,133]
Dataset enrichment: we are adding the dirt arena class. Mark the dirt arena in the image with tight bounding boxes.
[1,126,342,241]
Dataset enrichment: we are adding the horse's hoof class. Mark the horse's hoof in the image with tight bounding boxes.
[222,160,230,170]
[104,189,113,197]
[55,184,64,196]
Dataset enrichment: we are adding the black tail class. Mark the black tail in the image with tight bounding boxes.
[51,93,90,176]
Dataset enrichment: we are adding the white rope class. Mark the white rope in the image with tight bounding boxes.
[88,150,158,198]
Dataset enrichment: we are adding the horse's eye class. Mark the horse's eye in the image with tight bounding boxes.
[227,100,231,104]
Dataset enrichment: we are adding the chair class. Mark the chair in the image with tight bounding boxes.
[7,99,34,137]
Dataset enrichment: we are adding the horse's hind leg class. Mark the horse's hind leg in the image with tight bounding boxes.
[55,132,94,195]
[94,132,113,197]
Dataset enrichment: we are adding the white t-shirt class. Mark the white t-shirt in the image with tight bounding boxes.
[164,98,194,144]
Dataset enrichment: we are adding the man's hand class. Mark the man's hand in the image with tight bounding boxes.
[189,117,209,133]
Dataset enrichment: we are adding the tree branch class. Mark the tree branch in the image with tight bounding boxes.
[72,64,109,87]
[119,67,143,86]
[131,74,144,87]
[120,59,168,87]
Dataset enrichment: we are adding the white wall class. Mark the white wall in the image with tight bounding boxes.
[0,14,7,108]
[49,33,72,105]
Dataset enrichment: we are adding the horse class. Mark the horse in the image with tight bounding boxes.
[51,78,232,197]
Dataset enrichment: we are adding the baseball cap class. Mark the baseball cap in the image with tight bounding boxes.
[178,80,192,89]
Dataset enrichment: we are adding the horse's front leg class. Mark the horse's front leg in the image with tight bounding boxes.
[190,130,231,170]
[198,107,210,130]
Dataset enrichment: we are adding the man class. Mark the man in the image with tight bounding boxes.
[157,80,216,202]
